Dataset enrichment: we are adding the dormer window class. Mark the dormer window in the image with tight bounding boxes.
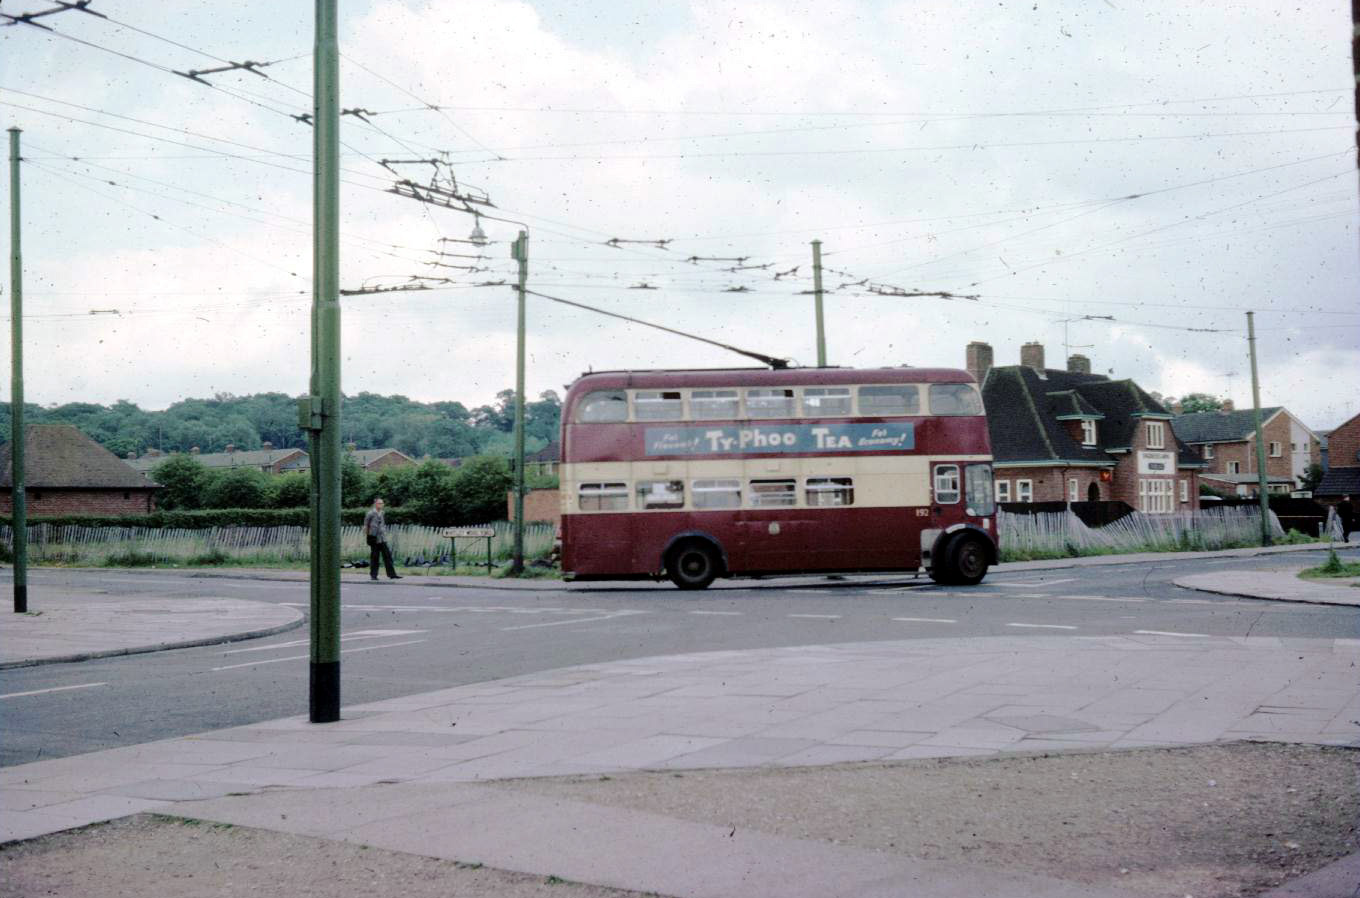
[1081,420,1097,446]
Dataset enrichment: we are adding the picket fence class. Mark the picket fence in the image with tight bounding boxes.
[997,505,1286,558]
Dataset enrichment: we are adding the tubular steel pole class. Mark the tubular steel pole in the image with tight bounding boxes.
[812,239,826,366]
[8,127,26,614]
[308,0,342,722]
[1247,311,1272,547]
[511,231,528,574]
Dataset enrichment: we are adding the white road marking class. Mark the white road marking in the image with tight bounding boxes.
[872,585,932,593]
[996,578,1076,587]
[690,610,743,616]
[1008,593,1050,599]
[892,617,957,624]
[211,639,427,672]
[1006,622,1078,630]
[1133,629,1211,638]
[0,682,108,700]
[222,629,426,655]
[1057,595,1146,603]
[789,613,842,620]
[501,611,649,631]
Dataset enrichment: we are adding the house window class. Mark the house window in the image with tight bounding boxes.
[933,465,961,504]
[1227,461,1241,474]
[1179,480,1189,503]
[1145,421,1165,449]
[806,477,854,507]
[1068,478,1079,502]
[1081,420,1097,446]
[1139,478,1174,514]
[1202,444,1214,460]
[1016,479,1033,503]
[995,480,1011,503]
[1269,441,1281,457]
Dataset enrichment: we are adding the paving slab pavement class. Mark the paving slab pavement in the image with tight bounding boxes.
[3,633,1357,895]
[0,593,303,669]
[1176,564,1360,606]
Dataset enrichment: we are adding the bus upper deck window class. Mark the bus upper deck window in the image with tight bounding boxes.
[691,389,739,420]
[858,384,920,416]
[746,388,795,419]
[802,387,851,416]
[929,383,983,416]
[577,390,628,422]
[634,390,683,421]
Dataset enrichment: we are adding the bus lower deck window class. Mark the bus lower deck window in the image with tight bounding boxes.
[692,479,741,508]
[806,477,854,506]
[858,385,919,416]
[691,389,739,419]
[802,387,851,416]
[579,482,629,511]
[746,388,795,418]
[577,390,628,422]
[749,479,796,507]
[638,480,684,509]
[928,383,983,416]
[933,465,961,504]
[634,390,683,421]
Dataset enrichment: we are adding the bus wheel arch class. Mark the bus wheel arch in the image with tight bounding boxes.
[663,534,726,590]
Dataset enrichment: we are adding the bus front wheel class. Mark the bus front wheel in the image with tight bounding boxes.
[948,535,989,586]
[667,542,720,590]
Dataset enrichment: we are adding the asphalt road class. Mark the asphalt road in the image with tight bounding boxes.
[2,547,1357,767]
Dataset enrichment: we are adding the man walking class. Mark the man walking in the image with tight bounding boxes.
[363,497,402,580]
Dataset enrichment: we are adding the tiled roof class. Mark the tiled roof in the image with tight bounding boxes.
[1171,408,1283,444]
[983,366,1201,468]
[347,448,414,466]
[527,441,560,463]
[0,425,156,489]
[1201,472,1294,485]
[1316,467,1360,497]
[127,448,306,473]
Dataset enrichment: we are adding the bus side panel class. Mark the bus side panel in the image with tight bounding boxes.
[561,513,635,577]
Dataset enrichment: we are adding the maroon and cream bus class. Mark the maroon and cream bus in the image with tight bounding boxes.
[559,366,997,589]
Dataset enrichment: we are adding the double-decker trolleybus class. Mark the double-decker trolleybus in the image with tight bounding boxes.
[559,366,998,589]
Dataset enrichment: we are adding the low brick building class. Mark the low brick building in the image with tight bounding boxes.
[128,444,307,476]
[1,424,159,516]
[279,447,413,473]
[969,341,1205,512]
[507,488,561,525]
[1171,406,1320,494]
[1315,409,1360,501]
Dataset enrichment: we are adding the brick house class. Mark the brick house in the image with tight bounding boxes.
[279,447,413,473]
[1,424,159,515]
[1315,410,1360,501]
[128,444,307,476]
[1170,406,1320,495]
[968,341,1205,513]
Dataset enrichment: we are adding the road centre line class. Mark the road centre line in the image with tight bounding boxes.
[892,617,957,624]
[690,610,743,616]
[995,578,1077,587]
[1134,629,1211,638]
[1009,593,1050,598]
[0,682,108,700]
[1006,622,1078,630]
[222,629,426,655]
[211,639,427,672]
[500,611,650,631]
[788,613,842,619]
[281,602,625,616]
[1057,595,1146,603]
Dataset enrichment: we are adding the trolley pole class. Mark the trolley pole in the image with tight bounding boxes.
[8,127,26,614]
[811,239,826,366]
[306,0,342,722]
[1247,311,1271,547]
[510,230,528,574]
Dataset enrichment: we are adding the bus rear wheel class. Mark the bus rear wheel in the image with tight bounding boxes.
[667,542,720,590]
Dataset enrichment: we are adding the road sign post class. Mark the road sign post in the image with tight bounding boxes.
[442,527,496,574]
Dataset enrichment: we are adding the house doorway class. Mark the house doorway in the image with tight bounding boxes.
[1087,483,1100,501]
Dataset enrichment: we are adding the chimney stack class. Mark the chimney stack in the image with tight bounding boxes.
[225,444,236,454]
[190,446,200,454]
[965,341,993,385]
[1020,342,1046,371]
[1067,354,1091,375]
[1221,399,1234,412]
[262,441,273,451]
[126,451,137,460]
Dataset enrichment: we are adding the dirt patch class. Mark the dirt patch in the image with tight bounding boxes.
[502,742,1360,898]
[0,814,660,898]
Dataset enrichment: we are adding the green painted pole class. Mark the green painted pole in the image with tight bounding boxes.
[812,239,826,366]
[1247,311,1271,547]
[8,127,26,614]
[308,0,342,722]
[511,231,528,574]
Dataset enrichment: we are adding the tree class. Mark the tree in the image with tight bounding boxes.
[448,455,512,524]
[271,471,311,508]
[203,467,272,509]
[1167,393,1226,415]
[149,455,210,510]
[341,456,373,508]
[1299,462,1324,492]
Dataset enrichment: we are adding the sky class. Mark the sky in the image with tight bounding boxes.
[1,0,1357,428]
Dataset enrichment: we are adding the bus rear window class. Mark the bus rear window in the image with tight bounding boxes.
[806,477,854,506]
[802,387,851,416]
[692,479,741,509]
[749,479,796,507]
[929,384,983,416]
[691,389,739,419]
[637,480,684,509]
[746,388,795,418]
[579,482,629,511]
[858,385,919,416]
[634,390,683,421]
[577,390,628,422]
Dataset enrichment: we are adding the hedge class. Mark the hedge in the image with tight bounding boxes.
[0,506,432,529]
